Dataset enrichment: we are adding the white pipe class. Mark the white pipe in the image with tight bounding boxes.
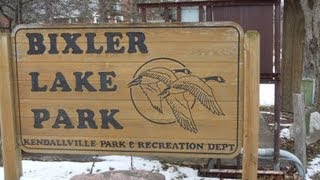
[256,148,305,179]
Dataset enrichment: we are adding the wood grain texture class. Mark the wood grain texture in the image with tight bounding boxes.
[242,31,260,180]
[0,34,22,180]
[12,23,244,158]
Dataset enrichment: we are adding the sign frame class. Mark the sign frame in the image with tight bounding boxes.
[0,23,260,179]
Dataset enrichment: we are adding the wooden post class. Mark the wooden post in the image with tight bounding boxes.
[293,93,307,171]
[177,6,181,22]
[141,7,147,22]
[206,6,213,21]
[0,34,22,179]
[164,7,169,22]
[242,31,260,180]
[199,6,204,22]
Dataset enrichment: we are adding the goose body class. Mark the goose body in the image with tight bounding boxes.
[128,67,190,113]
[160,75,225,116]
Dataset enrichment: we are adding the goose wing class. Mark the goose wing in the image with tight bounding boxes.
[166,94,198,133]
[171,76,225,116]
[134,68,178,113]
[140,67,177,85]
[139,82,166,113]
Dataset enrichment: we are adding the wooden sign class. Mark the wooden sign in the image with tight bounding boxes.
[11,23,244,158]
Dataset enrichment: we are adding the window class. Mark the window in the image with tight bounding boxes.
[113,2,121,11]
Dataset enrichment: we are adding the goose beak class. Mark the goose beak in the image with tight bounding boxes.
[218,76,226,83]
[186,68,192,75]
[128,78,141,87]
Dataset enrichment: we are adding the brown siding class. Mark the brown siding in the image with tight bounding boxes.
[213,5,274,74]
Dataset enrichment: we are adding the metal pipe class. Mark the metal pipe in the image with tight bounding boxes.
[254,148,305,179]
[273,2,282,171]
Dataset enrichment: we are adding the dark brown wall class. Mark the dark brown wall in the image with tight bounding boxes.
[214,5,274,74]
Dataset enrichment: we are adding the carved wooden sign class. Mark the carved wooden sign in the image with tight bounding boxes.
[12,23,244,158]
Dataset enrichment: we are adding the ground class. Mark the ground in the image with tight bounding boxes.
[261,105,320,179]
[261,105,320,158]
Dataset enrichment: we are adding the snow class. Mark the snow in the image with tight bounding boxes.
[0,156,218,180]
[306,156,320,180]
[260,84,275,106]
[0,85,318,179]
[280,128,290,139]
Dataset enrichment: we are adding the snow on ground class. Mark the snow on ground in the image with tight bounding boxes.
[0,156,218,180]
[0,85,317,179]
[280,128,290,139]
[306,156,320,180]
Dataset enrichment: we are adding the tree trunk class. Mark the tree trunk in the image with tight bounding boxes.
[281,0,305,112]
[300,0,320,108]
[17,0,22,24]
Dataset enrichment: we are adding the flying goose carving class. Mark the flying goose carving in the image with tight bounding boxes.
[128,67,191,113]
[129,66,225,133]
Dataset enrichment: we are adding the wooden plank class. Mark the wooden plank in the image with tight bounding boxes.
[14,27,240,43]
[17,84,239,101]
[16,62,240,80]
[242,31,260,180]
[177,6,181,22]
[19,119,239,137]
[206,6,213,22]
[18,100,240,117]
[0,34,22,179]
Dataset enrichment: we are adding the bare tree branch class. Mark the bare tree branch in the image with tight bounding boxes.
[4,1,16,11]
[22,0,35,5]
[0,4,13,21]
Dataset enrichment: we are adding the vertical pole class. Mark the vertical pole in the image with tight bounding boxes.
[141,7,147,22]
[0,34,22,179]
[199,6,204,22]
[293,93,307,171]
[273,3,282,171]
[164,7,169,22]
[206,6,213,21]
[242,31,260,180]
[17,0,23,24]
[177,6,181,22]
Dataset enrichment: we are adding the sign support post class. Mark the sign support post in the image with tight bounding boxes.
[242,31,260,180]
[0,34,22,180]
